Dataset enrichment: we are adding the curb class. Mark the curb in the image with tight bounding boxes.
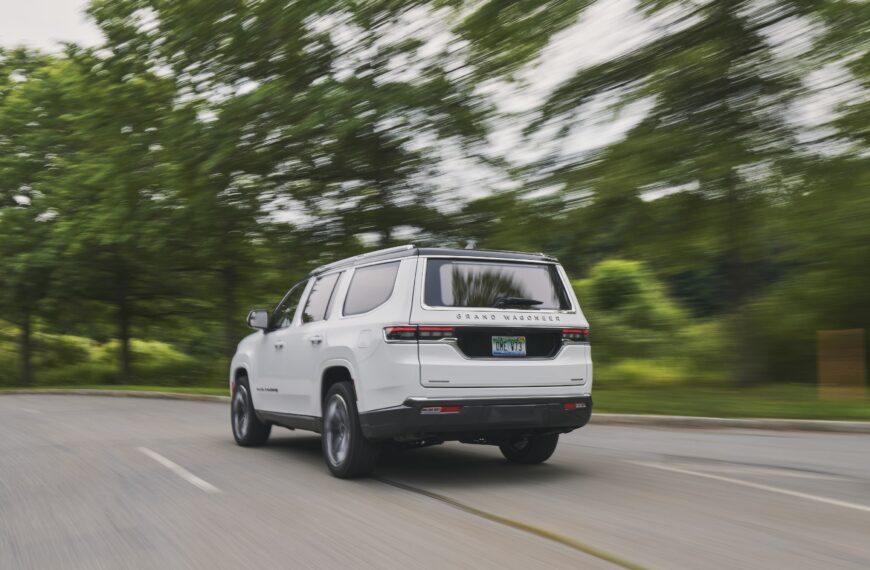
[3,389,870,433]
[0,389,230,403]
[591,413,870,434]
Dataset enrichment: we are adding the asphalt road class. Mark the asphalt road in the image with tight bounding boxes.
[1,395,869,569]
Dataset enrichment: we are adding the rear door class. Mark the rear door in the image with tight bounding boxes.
[273,271,343,416]
[410,257,590,388]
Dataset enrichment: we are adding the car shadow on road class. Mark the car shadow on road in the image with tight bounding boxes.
[263,432,586,489]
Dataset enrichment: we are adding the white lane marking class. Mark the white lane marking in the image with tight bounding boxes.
[138,447,221,494]
[20,408,41,414]
[631,461,870,514]
[664,463,845,481]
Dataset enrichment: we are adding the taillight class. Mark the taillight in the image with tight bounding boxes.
[384,326,418,341]
[562,328,589,343]
[417,326,456,340]
[384,325,456,342]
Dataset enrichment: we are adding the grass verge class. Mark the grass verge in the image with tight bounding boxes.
[594,383,870,421]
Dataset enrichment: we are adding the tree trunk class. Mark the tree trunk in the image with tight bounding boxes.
[19,311,33,386]
[116,269,132,384]
[724,173,763,386]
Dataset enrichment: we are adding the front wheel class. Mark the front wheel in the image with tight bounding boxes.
[322,382,380,478]
[499,433,559,464]
[231,380,271,447]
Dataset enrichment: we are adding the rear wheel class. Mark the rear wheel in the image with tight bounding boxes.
[322,382,380,478]
[231,379,271,447]
[499,433,559,464]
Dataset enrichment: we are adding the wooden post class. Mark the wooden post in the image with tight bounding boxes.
[817,329,867,400]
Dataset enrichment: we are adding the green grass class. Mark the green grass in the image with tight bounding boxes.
[2,383,870,421]
[594,383,870,421]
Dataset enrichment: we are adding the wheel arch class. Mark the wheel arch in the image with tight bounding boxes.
[230,363,251,396]
[319,360,358,416]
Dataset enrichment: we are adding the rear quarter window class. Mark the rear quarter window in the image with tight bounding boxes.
[301,272,341,323]
[343,261,400,316]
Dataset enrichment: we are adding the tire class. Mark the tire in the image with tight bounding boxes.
[499,433,559,464]
[322,382,380,478]
[231,378,271,447]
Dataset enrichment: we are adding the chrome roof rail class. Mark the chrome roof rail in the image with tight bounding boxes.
[311,244,415,275]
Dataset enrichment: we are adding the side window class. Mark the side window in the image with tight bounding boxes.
[343,262,400,316]
[302,272,341,323]
[271,280,308,329]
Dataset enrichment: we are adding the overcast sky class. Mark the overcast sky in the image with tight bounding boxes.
[0,0,102,50]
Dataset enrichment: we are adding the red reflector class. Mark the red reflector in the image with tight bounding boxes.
[563,403,578,410]
[420,405,462,414]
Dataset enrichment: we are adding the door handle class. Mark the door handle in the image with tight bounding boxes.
[274,341,285,350]
[308,334,323,345]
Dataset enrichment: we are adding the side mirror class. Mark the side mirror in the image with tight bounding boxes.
[247,309,269,330]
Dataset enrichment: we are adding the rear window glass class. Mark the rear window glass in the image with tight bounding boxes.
[424,259,571,310]
[343,262,400,316]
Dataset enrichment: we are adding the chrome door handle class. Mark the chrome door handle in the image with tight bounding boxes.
[274,341,285,350]
[309,334,323,345]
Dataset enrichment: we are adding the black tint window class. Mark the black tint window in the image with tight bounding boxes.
[271,280,308,329]
[343,262,400,316]
[424,260,570,310]
[302,272,341,323]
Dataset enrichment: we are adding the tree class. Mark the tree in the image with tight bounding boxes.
[462,0,819,384]
[0,49,63,385]
[88,0,491,249]
[44,47,184,383]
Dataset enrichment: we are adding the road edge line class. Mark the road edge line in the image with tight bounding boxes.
[630,461,870,514]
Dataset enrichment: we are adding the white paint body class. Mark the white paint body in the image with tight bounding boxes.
[230,253,592,418]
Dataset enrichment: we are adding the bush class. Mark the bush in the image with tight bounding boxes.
[32,333,95,369]
[594,359,690,386]
[574,259,726,386]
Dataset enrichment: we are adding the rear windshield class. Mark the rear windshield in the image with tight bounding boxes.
[424,259,571,310]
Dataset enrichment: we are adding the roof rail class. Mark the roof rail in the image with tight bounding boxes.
[310,244,415,275]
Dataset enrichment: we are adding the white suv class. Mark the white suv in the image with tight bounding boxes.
[229,245,592,478]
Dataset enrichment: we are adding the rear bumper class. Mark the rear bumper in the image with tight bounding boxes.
[359,395,592,441]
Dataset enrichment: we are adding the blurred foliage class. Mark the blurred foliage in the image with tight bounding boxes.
[574,260,726,385]
[0,0,867,393]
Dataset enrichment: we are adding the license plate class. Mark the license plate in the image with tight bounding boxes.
[492,335,526,357]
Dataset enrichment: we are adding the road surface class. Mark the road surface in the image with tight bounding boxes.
[1,395,868,569]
